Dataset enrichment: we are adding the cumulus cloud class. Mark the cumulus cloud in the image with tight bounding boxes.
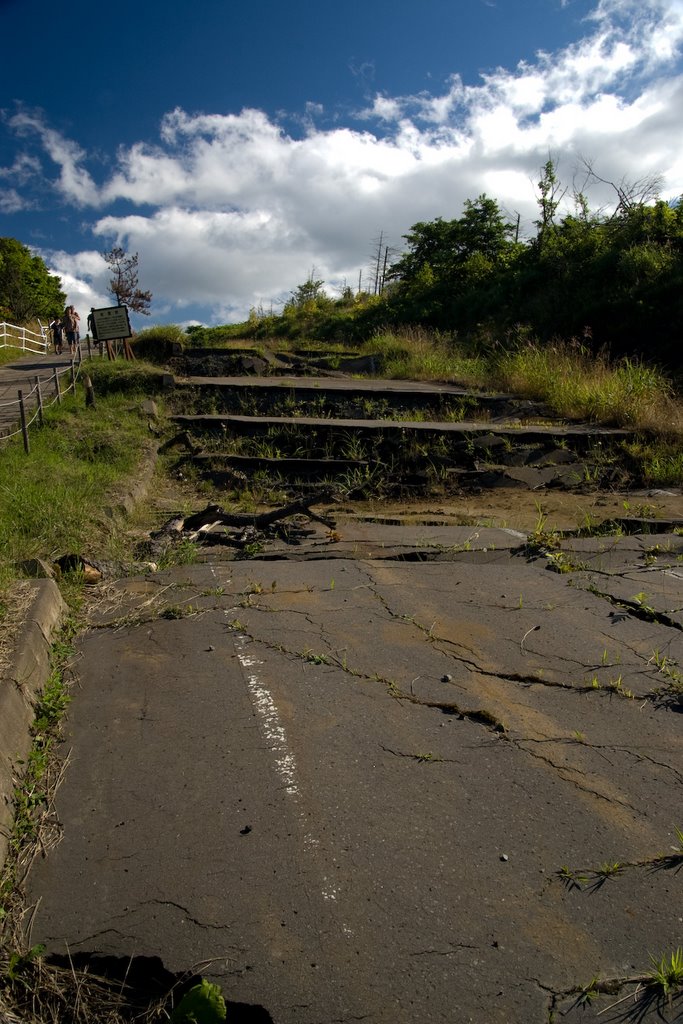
[8,0,683,323]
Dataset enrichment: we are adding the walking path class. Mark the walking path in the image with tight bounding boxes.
[24,525,683,1024]
[0,349,80,441]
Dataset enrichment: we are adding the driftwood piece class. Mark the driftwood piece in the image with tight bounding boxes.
[149,492,336,554]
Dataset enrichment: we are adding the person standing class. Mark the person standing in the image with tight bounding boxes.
[50,316,64,355]
[62,305,81,357]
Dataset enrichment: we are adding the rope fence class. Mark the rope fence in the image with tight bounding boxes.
[0,351,83,453]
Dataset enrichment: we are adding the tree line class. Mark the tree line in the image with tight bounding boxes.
[240,161,682,372]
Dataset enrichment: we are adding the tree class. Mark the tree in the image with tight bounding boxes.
[387,196,521,328]
[103,246,152,313]
[0,237,66,322]
[534,159,566,249]
[285,272,329,311]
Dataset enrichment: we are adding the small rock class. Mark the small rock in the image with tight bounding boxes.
[207,645,215,652]
[500,854,509,862]
[140,399,159,419]
[441,673,452,683]
[240,825,252,835]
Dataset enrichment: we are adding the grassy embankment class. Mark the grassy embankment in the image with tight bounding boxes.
[0,360,167,598]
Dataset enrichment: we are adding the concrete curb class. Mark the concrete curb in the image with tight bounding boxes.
[0,440,159,873]
[0,579,67,872]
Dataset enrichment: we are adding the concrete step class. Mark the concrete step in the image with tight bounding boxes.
[170,413,631,450]
[173,373,555,421]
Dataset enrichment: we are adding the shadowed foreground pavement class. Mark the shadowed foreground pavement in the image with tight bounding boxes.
[27,523,683,1023]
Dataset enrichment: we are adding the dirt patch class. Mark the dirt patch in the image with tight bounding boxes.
[337,486,683,533]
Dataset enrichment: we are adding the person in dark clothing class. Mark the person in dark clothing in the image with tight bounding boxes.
[50,316,64,354]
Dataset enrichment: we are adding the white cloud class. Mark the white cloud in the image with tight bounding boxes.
[0,188,30,213]
[9,109,100,207]
[11,0,683,322]
[37,249,110,316]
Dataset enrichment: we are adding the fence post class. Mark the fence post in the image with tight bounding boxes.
[86,334,92,360]
[53,367,62,404]
[84,374,96,407]
[18,390,30,453]
[70,360,76,393]
[34,375,44,426]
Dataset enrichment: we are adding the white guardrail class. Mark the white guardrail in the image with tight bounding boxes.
[0,320,49,354]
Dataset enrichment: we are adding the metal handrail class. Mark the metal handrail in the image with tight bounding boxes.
[0,320,49,354]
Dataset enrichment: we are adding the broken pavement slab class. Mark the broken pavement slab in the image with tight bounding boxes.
[25,529,683,1023]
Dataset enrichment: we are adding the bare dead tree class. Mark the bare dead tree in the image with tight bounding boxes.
[578,157,664,218]
[368,231,400,295]
[103,247,153,313]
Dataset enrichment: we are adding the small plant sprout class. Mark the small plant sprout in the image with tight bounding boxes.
[533,501,548,535]
[596,860,623,880]
[648,948,683,1003]
[557,865,586,891]
[302,649,329,665]
[607,675,635,699]
[576,977,599,1007]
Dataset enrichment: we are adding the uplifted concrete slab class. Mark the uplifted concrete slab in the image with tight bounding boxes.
[26,537,683,1023]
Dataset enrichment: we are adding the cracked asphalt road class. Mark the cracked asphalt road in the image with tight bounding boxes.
[27,523,683,1023]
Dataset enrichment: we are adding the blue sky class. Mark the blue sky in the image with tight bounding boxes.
[1,0,682,326]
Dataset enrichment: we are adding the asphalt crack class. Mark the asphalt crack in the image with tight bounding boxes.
[581,582,683,631]
[142,898,239,936]
[511,742,641,813]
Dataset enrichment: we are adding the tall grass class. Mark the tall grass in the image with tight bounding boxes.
[0,392,152,589]
[492,341,680,432]
[355,330,681,434]
[360,328,488,384]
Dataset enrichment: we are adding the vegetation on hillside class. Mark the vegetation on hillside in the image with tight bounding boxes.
[182,161,683,371]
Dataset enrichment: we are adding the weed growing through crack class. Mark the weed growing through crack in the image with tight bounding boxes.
[301,648,330,665]
[648,651,683,704]
[648,948,683,1002]
[557,828,683,892]
[160,604,198,619]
